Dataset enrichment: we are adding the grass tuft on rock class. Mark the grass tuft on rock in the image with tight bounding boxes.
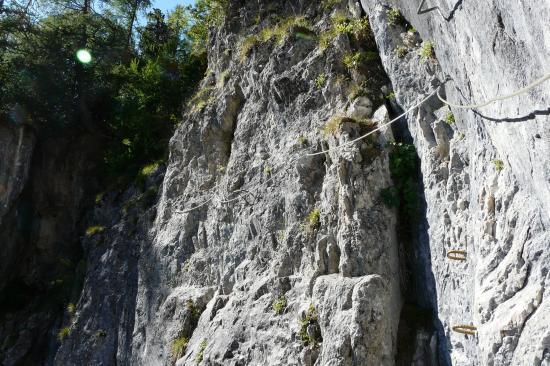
[172,336,189,360]
[272,296,287,315]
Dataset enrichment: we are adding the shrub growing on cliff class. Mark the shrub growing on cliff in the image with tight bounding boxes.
[298,304,322,347]
[301,208,321,234]
[492,159,504,171]
[86,226,105,237]
[445,112,455,124]
[315,73,327,89]
[420,40,435,59]
[387,7,404,25]
[58,327,71,342]
[321,0,342,11]
[381,142,419,216]
[396,45,408,58]
[172,336,189,360]
[343,51,368,70]
[195,339,207,363]
[272,296,287,315]
[321,115,375,137]
[240,16,314,60]
[319,15,371,50]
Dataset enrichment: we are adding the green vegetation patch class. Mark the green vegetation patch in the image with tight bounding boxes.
[445,112,455,124]
[272,296,287,315]
[58,327,71,342]
[298,304,322,347]
[387,7,404,25]
[492,159,504,171]
[315,73,327,89]
[321,0,342,11]
[420,40,435,59]
[301,208,321,234]
[380,142,419,216]
[195,339,207,363]
[172,336,189,360]
[239,16,314,61]
[86,225,105,237]
[321,115,376,137]
[343,51,371,70]
[319,15,372,50]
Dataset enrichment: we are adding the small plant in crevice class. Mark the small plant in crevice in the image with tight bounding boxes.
[321,115,376,138]
[396,45,408,58]
[186,299,203,324]
[240,16,314,60]
[67,303,76,315]
[387,7,404,25]
[95,192,104,204]
[195,339,207,363]
[322,116,347,137]
[492,159,504,171]
[298,304,322,348]
[301,208,321,234]
[445,111,455,124]
[187,85,216,113]
[380,142,419,217]
[347,81,369,100]
[319,15,372,50]
[58,327,71,342]
[342,51,365,70]
[272,296,287,315]
[86,225,105,237]
[172,336,189,360]
[239,35,259,61]
[140,162,160,177]
[385,92,396,100]
[420,40,435,60]
[264,166,272,175]
[297,135,308,146]
[315,73,327,89]
[321,0,341,11]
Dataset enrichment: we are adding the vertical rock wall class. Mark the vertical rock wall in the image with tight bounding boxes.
[361,0,550,364]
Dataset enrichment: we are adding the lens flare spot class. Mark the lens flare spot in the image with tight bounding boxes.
[76,49,92,64]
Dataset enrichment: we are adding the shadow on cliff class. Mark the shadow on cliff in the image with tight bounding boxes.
[474,107,550,123]
[389,106,452,366]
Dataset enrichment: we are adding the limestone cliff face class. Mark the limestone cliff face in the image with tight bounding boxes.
[2,0,549,365]
[360,1,550,364]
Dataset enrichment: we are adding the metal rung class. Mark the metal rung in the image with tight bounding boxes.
[446,249,467,261]
[417,0,439,14]
[452,325,477,335]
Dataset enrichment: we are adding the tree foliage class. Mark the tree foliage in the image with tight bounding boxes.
[0,0,225,180]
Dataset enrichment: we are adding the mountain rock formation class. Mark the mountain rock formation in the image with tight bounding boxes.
[1,0,549,365]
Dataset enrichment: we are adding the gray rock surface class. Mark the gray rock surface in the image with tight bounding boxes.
[361,0,550,364]
[2,0,549,365]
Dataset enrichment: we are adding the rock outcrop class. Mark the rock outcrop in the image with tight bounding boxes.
[2,0,549,365]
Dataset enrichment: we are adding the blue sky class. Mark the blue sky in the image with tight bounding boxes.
[151,0,195,12]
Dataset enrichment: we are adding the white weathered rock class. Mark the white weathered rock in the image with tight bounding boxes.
[346,96,373,119]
